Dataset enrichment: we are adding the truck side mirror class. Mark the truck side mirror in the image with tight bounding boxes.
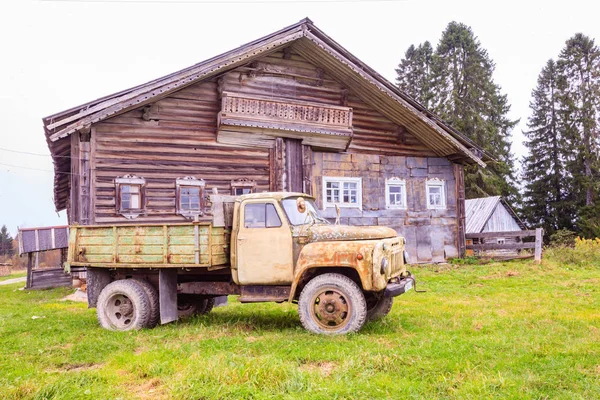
[296,197,307,213]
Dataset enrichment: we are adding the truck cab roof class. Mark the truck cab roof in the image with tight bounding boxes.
[235,192,315,202]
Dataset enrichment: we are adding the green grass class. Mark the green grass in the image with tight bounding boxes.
[0,259,599,399]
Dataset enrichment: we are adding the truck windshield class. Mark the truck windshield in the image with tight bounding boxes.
[281,198,329,226]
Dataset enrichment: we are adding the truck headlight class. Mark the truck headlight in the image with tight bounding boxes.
[380,257,389,274]
[403,250,410,265]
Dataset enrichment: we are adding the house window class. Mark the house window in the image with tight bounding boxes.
[385,178,407,209]
[231,178,256,196]
[176,176,205,218]
[322,177,362,208]
[121,185,141,210]
[115,175,146,219]
[426,179,446,209]
[244,203,282,228]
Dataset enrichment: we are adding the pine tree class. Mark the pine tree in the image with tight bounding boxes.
[522,60,575,236]
[0,225,14,260]
[557,33,600,237]
[395,41,434,108]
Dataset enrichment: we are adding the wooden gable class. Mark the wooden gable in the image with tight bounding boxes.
[44,18,487,213]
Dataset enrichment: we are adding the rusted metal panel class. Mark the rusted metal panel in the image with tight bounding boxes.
[178,281,241,296]
[239,285,291,302]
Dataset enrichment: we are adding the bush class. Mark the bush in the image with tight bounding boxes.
[545,236,600,267]
[549,229,577,247]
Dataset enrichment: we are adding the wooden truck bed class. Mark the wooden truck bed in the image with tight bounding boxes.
[66,223,230,269]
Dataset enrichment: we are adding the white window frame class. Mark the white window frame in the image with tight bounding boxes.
[322,176,362,209]
[176,176,206,218]
[115,175,146,220]
[385,177,407,209]
[426,178,446,210]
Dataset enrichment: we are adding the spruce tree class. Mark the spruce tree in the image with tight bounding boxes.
[395,41,434,108]
[395,22,519,202]
[557,34,600,237]
[431,22,519,202]
[522,60,574,236]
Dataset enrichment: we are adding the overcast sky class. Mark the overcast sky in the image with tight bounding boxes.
[1,0,599,235]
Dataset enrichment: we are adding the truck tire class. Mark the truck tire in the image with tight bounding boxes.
[366,294,393,321]
[96,280,151,331]
[134,279,160,328]
[298,273,367,335]
[178,295,215,318]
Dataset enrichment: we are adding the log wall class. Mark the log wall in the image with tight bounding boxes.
[312,153,460,263]
[90,81,271,224]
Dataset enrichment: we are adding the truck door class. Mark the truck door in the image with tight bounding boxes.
[236,200,293,285]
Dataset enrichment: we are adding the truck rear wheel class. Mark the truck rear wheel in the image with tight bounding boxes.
[178,295,215,318]
[97,280,151,331]
[134,279,160,328]
[366,294,393,321]
[298,273,367,335]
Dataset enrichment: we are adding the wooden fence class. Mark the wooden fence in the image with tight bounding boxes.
[466,228,543,263]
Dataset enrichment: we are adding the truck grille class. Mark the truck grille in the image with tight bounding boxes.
[383,237,403,276]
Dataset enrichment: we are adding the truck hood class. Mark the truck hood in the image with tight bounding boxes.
[307,225,398,242]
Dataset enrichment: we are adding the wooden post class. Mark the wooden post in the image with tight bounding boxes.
[534,228,543,264]
[26,253,33,289]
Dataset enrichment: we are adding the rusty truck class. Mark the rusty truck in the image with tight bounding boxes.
[67,192,415,334]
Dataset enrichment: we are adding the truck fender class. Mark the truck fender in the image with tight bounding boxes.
[288,241,374,302]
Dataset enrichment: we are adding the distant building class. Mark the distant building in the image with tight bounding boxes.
[465,196,526,256]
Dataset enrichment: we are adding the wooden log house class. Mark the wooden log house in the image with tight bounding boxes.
[43,19,488,263]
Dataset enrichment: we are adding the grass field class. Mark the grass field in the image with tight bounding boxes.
[0,259,599,400]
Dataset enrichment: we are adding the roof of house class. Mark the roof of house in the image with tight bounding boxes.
[43,18,489,212]
[465,196,526,233]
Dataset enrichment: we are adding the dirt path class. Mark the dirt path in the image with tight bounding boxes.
[0,277,26,286]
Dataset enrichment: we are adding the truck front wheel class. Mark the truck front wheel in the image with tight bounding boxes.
[96,280,151,331]
[298,273,367,335]
[365,294,393,321]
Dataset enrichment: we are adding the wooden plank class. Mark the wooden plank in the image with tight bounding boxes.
[26,253,33,289]
[534,228,543,264]
[454,163,466,258]
[466,242,536,250]
[285,138,303,192]
[466,230,537,239]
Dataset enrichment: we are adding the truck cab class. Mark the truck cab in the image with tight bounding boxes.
[80,192,415,335]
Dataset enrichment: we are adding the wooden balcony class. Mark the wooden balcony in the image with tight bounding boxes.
[217,92,353,150]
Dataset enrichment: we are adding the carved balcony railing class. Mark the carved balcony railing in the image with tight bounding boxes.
[217,92,353,150]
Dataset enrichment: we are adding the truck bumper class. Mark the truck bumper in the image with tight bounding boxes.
[384,275,415,298]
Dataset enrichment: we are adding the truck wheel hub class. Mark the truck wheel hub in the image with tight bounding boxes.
[105,294,135,327]
[314,290,350,327]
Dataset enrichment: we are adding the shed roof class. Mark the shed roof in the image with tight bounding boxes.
[43,18,489,212]
[465,196,525,233]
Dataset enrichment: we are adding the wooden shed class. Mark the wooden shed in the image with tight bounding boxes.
[42,18,488,263]
[465,196,525,256]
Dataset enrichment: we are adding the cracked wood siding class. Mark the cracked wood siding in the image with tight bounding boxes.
[91,81,270,224]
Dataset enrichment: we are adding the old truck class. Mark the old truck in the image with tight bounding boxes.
[67,192,415,334]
